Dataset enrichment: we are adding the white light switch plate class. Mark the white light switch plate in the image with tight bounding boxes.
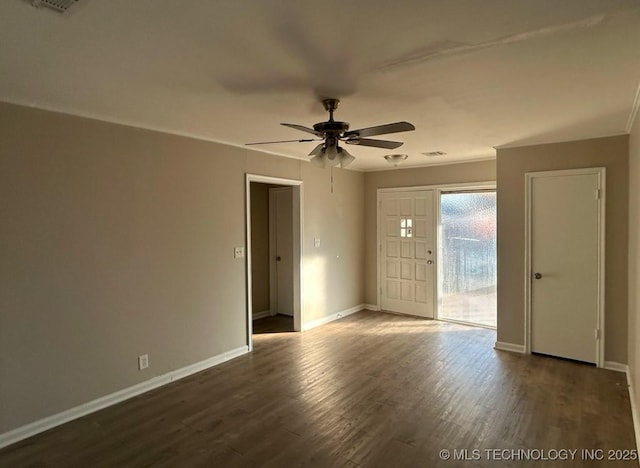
[234,247,244,258]
[138,354,149,370]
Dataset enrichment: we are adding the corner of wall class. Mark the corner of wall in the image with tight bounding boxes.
[628,97,640,438]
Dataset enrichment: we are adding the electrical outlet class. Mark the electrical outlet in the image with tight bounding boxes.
[234,247,244,258]
[138,354,149,370]
[314,238,321,248]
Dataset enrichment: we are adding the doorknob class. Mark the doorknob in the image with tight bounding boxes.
[276,256,282,261]
[533,272,542,279]
[427,260,433,265]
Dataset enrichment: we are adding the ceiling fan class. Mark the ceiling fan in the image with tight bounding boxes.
[246,99,415,168]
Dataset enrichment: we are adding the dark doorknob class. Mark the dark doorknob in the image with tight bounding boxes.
[533,272,542,279]
[276,256,282,261]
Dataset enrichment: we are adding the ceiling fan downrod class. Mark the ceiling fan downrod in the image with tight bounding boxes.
[322,98,339,122]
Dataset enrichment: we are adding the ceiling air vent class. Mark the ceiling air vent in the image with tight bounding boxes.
[31,0,80,13]
[422,151,447,157]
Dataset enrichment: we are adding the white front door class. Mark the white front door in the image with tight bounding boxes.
[380,190,435,318]
[528,169,604,364]
[270,187,293,316]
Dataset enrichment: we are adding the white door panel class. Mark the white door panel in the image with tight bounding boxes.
[530,172,602,364]
[380,190,434,317]
[270,187,294,316]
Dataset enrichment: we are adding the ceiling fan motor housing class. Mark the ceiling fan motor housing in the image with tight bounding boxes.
[313,120,349,136]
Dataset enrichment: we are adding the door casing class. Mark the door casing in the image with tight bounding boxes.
[524,167,606,367]
[246,174,303,352]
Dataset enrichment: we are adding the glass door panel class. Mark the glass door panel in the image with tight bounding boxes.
[439,191,497,327]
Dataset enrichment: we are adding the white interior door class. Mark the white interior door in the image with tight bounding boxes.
[529,170,604,364]
[270,187,294,316]
[380,190,435,318]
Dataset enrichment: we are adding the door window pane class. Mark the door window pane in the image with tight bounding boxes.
[400,218,413,238]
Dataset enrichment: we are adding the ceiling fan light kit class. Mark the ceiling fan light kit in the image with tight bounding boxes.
[384,154,409,167]
[246,98,415,168]
[310,145,355,168]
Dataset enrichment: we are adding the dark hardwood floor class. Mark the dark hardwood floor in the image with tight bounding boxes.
[252,314,294,334]
[0,311,635,467]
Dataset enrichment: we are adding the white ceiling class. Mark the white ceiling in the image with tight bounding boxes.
[1,0,639,170]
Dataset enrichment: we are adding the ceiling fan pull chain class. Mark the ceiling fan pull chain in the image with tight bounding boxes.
[330,166,335,194]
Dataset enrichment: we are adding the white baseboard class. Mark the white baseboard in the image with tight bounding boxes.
[0,345,249,450]
[252,309,271,320]
[494,341,526,353]
[302,304,364,331]
[626,370,640,457]
[364,303,379,311]
[604,361,629,373]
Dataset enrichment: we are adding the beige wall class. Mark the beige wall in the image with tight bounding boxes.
[0,101,365,434]
[302,163,365,322]
[496,135,629,363]
[629,114,640,403]
[249,182,270,315]
[363,160,497,305]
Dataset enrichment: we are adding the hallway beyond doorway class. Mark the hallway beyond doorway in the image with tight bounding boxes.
[253,314,294,334]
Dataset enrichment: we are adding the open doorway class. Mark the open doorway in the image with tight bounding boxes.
[250,184,294,334]
[438,190,497,328]
[245,175,302,350]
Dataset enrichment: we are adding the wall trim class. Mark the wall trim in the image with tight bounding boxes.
[603,361,628,373]
[363,155,496,172]
[0,345,249,450]
[302,304,364,331]
[494,341,526,353]
[364,304,380,311]
[626,79,640,134]
[495,132,629,151]
[626,371,640,458]
[377,181,496,194]
[252,309,272,320]
[0,98,312,165]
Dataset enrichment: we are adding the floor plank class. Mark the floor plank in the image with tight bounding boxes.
[0,311,635,467]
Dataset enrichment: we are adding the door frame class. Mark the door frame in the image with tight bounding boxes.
[524,167,606,367]
[246,174,303,351]
[376,181,495,317]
